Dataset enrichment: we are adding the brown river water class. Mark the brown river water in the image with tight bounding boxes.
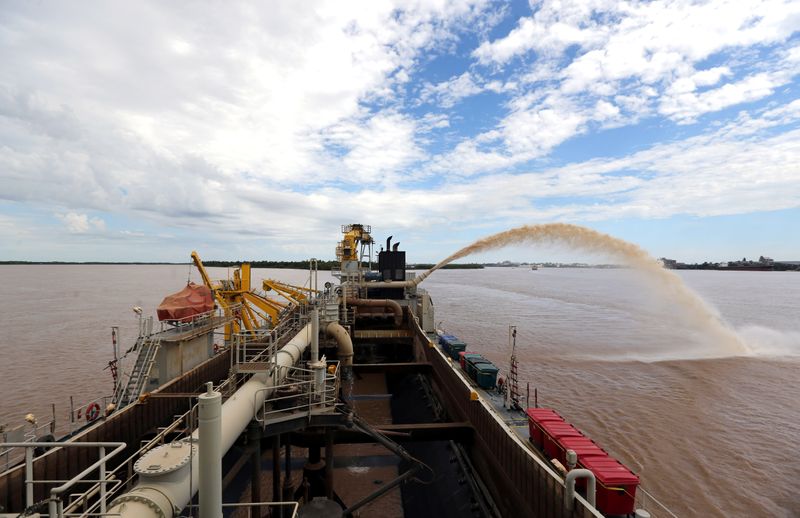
[1,265,798,517]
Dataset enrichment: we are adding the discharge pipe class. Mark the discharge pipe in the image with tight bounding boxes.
[325,322,353,366]
[107,324,314,518]
[345,298,402,327]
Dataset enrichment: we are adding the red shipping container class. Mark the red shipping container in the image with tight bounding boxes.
[581,456,640,516]
[557,436,608,469]
[525,409,563,448]
[541,422,583,460]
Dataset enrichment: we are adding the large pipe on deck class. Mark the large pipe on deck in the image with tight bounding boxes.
[108,324,314,518]
[325,322,353,366]
[345,298,402,327]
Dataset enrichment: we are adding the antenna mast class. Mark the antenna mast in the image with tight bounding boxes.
[508,325,521,410]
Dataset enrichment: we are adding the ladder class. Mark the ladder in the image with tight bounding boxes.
[115,336,161,408]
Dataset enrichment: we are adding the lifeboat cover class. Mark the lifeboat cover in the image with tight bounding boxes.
[156,282,214,322]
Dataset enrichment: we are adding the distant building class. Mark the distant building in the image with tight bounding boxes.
[660,258,678,269]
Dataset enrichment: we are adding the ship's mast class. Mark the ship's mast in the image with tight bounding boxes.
[508,325,521,410]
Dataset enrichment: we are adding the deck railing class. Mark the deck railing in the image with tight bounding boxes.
[1,441,125,517]
[255,362,341,426]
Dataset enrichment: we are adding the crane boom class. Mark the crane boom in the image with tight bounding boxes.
[262,279,319,304]
[191,251,215,290]
[190,251,290,335]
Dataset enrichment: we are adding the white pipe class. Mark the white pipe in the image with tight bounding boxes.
[310,309,319,363]
[325,322,353,366]
[108,323,313,518]
[564,469,596,510]
[198,382,221,518]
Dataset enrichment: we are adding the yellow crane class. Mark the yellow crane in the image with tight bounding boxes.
[262,279,319,305]
[191,251,288,338]
[337,223,373,265]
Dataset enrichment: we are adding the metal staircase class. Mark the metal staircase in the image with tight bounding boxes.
[115,336,161,408]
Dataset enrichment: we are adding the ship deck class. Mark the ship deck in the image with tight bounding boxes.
[0,314,602,518]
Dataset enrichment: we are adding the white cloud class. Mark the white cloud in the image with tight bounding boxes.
[660,71,787,123]
[0,0,494,201]
[419,71,518,108]
[4,99,800,261]
[465,0,800,159]
[430,103,800,226]
[472,2,608,64]
[56,212,106,234]
[420,72,485,108]
[1,1,799,261]
[501,98,587,156]
[477,0,800,70]
[323,110,426,183]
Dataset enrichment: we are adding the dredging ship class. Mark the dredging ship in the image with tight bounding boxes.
[0,224,661,518]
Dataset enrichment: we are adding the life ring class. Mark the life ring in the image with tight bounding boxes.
[86,402,101,422]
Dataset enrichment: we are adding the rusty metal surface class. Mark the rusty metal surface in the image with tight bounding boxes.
[351,362,432,374]
[353,329,411,339]
[0,350,231,514]
[414,327,599,518]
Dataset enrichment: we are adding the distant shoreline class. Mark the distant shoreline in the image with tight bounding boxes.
[0,261,187,265]
[1,261,795,271]
[0,260,484,270]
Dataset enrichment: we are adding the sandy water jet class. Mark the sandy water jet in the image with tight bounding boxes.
[420,223,748,356]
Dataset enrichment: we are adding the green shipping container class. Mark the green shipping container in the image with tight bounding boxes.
[475,363,499,389]
[466,357,491,379]
[448,342,466,360]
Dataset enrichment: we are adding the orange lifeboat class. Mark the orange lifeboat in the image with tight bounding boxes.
[156,282,214,322]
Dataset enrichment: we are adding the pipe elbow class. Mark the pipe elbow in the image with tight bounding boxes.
[384,299,403,326]
[345,298,403,327]
[326,322,353,366]
[564,468,596,510]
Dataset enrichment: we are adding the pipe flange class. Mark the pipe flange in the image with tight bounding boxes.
[134,441,196,476]
[110,494,167,518]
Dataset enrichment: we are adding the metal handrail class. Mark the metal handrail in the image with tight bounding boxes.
[157,302,240,333]
[69,395,115,434]
[185,500,299,517]
[59,398,204,517]
[254,363,340,425]
[3,441,125,517]
[232,307,309,370]
[636,486,679,518]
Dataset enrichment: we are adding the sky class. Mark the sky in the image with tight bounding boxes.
[1,0,799,264]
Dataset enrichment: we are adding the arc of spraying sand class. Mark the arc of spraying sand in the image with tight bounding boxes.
[418,223,748,355]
